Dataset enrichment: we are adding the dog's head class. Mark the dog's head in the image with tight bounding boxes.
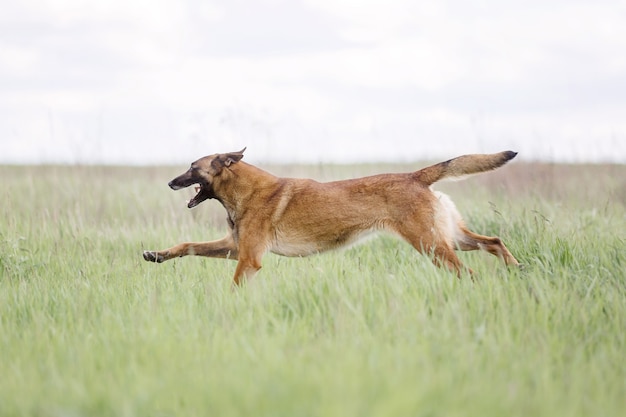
[168,148,246,208]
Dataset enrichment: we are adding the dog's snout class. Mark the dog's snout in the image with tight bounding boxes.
[168,178,188,190]
[168,171,195,190]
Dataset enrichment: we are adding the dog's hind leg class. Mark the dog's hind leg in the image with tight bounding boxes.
[143,235,238,263]
[431,245,468,278]
[395,227,468,278]
[455,226,519,266]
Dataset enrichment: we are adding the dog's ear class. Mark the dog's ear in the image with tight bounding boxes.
[212,147,246,173]
[223,147,246,167]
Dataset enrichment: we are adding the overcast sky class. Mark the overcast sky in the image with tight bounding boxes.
[1,0,625,164]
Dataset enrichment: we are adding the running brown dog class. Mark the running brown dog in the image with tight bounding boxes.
[143,148,520,284]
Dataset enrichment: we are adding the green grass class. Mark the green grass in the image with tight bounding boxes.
[1,163,625,417]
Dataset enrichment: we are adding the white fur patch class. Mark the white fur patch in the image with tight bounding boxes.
[433,190,463,245]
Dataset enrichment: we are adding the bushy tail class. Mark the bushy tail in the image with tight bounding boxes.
[415,151,517,186]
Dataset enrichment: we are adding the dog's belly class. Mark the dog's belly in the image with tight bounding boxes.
[269,228,377,257]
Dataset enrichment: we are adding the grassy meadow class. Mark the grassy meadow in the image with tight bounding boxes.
[1,160,625,416]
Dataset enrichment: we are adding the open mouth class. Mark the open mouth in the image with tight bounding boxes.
[187,185,213,208]
[168,172,214,209]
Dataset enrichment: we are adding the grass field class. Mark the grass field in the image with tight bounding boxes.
[1,160,625,417]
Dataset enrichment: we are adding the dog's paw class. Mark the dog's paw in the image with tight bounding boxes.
[143,251,164,263]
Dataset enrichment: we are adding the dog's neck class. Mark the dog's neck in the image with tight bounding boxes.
[213,161,280,219]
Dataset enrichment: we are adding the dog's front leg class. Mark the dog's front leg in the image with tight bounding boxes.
[143,235,238,263]
[231,257,263,286]
[230,239,267,286]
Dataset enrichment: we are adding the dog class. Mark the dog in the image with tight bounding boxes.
[143,148,520,285]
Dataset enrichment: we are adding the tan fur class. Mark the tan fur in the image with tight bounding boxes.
[143,148,520,285]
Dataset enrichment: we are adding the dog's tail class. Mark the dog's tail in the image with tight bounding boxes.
[415,151,517,186]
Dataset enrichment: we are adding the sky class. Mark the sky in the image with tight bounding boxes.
[1,0,625,165]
